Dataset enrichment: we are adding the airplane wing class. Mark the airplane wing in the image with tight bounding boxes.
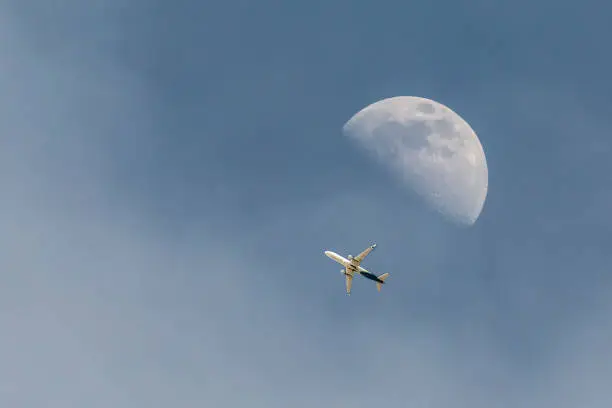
[345,273,353,295]
[353,244,377,264]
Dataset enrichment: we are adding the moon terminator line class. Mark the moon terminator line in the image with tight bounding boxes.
[343,96,488,225]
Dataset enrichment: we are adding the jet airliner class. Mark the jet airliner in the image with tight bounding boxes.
[324,243,389,295]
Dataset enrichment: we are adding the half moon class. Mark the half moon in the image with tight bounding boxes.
[343,96,488,225]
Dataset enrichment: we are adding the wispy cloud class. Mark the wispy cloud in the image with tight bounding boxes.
[2,2,612,408]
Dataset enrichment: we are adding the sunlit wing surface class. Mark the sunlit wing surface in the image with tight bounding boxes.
[345,273,353,295]
[353,244,376,264]
[324,245,384,295]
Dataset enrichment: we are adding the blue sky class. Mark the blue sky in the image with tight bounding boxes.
[1,1,611,406]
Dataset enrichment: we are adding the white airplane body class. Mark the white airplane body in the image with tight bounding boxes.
[324,243,389,295]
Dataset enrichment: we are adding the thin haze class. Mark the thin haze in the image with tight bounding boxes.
[1,1,611,407]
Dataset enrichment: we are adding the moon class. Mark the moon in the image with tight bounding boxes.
[342,96,488,226]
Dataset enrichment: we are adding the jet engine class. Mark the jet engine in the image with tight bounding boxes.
[347,255,353,260]
[341,269,345,275]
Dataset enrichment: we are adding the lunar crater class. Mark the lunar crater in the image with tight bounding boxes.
[417,102,435,114]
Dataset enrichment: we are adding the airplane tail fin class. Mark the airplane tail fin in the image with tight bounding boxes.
[376,273,390,292]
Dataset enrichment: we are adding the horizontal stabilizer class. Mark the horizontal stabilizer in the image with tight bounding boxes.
[376,273,389,292]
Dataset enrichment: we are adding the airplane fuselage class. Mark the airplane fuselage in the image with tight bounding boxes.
[324,244,388,295]
[324,250,383,283]
[358,271,385,284]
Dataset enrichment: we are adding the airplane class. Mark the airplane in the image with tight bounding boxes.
[324,243,389,295]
